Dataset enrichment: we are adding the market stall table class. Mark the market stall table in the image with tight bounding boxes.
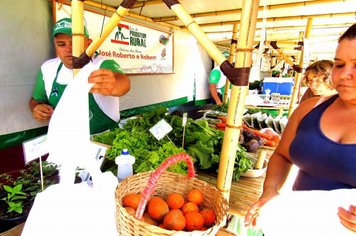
[198,147,274,216]
[197,172,264,216]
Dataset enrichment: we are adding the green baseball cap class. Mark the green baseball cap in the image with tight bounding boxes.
[52,18,89,39]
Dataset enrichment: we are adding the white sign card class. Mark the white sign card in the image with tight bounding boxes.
[149,119,173,140]
[182,112,187,127]
[22,135,48,164]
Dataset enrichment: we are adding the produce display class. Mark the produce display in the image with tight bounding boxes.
[115,153,228,236]
[243,110,288,134]
[92,106,253,181]
[203,112,280,151]
[212,103,289,135]
[122,189,216,232]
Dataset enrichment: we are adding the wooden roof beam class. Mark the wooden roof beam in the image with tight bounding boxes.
[152,0,351,22]
[197,12,356,29]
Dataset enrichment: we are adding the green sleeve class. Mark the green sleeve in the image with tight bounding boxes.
[100,59,124,74]
[32,69,48,102]
[209,69,221,84]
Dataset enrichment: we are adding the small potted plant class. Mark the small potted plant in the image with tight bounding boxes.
[0,160,59,233]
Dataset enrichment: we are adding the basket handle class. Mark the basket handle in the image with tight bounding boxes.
[134,153,195,220]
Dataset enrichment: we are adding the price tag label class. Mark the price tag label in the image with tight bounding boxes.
[149,119,173,140]
[22,135,48,164]
[182,113,187,127]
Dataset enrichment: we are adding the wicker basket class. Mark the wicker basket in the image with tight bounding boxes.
[115,154,229,236]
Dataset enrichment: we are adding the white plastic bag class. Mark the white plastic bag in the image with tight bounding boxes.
[258,189,356,236]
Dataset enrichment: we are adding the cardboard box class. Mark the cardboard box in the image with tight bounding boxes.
[262,77,294,95]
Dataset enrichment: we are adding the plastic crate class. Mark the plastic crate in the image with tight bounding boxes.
[262,77,294,95]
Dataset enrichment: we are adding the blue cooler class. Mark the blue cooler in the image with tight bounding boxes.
[262,77,294,95]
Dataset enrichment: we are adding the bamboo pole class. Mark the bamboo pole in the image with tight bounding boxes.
[85,2,135,57]
[269,41,297,68]
[217,0,259,201]
[132,0,162,8]
[288,18,313,116]
[81,0,178,30]
[71,0,85,76]
[223,23,239,104]
[61,0,137,67]
[52,0,57,26]
[166,3,226,66]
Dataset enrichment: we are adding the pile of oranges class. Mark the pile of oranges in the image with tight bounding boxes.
[122,188,216,232]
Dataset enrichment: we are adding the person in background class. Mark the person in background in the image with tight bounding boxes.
[208,65,227,105]
[271,70,281,77]
[299,60,337,103]
[286,68,294,77]
[29,18,130,134]
[245,23,356,233]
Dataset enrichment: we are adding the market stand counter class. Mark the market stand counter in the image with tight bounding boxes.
[197,172,264,217]
[200,147,274,216]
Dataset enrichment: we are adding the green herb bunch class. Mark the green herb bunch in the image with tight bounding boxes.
[93,106,252,180]
[1,184,27,214]
[0,161,59,218]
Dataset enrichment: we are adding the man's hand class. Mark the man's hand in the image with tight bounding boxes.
[88,69,117,96]
[338,205,356,233]
[88,69,130,97]
[31,103,54,122]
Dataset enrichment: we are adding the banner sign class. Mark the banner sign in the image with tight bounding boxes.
[98,22,174,74]
[57,3,174,74]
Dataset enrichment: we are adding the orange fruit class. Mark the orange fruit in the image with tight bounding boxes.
[166,192,185,209]
[124,207,136,216]
[163,209,186,231]
[147,196,169,222]
[158,223,166,229]
[122,193,141,210]
[185,211,205,231]
[142,212,158,226]
[200,226,208,231]
[181,202,199,214]
[200,209,216,227]
[187,189,204,206]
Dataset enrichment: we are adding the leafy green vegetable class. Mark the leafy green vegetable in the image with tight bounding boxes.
[233,147,253,180]
[92,106,253,180]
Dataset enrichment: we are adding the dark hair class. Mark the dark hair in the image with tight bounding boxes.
[338,23,356,42]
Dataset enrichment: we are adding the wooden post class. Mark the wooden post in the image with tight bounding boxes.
[71,0,85,76]
[167,3,227,66]
[223,23,239,104]
[288,18,313,116]
[269,41,296,68]
[217,0,259,201]
[85,4,133,57]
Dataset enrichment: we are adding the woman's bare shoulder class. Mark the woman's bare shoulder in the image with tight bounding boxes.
[293,97,320,118]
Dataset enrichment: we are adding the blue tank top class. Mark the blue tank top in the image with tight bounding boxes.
[290,94,356,190]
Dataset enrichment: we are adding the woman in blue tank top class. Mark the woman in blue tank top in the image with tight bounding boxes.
[245,23,356,233]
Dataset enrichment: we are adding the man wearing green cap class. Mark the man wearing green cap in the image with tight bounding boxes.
[29,18,130,134]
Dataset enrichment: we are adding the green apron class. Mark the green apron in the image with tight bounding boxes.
[48,63,118,134]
